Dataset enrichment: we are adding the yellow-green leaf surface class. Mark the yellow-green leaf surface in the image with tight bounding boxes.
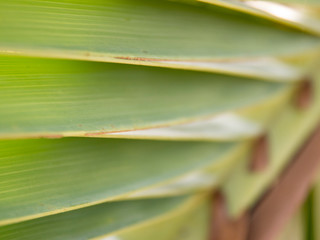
[223,71,320,217]
[94,195,210,240]
[197,0,320,36]
[0,136,246,226]
[0,194,209,240]
[101,89,293,141]
[0,56,292,140]
[1,0,320,80]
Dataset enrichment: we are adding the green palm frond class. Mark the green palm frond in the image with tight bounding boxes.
[1,1,319,79]
[0,0,319,239]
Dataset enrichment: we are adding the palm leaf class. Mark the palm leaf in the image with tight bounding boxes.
[0,137,244,225]
[0,55,293,139]
[196,0,320,35]
[223,71,320,217]
[0,0,319,239]
[0,194,209,240]
[1,0,319,80]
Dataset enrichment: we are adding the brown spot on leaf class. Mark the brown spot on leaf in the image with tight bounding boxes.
[294,76,313,110]
[250,134,269,172]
